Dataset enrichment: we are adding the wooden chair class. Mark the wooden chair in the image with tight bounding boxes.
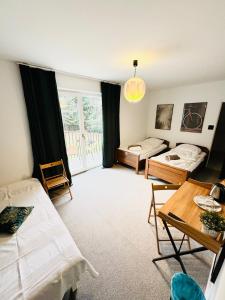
[39,159,72,200]
[187,178,213,189]
[148,183,191,254]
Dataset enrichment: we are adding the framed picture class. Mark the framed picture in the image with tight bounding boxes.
[155,104,174,130]
[181,102,207,133]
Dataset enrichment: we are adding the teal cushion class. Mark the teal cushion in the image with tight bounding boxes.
[0,206,33,234]
[171,272,206,300]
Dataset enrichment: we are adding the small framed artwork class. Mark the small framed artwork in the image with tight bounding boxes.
[181,102,207,133]
[155,104,174,130]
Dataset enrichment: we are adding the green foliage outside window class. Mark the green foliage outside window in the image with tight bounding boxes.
[60,97,79,131]
[82,97,102,133]
[60,96,102,133]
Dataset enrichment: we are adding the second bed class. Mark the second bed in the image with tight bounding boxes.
[145,143,209,184]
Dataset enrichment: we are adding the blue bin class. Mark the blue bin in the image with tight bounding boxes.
[171,272,206,300]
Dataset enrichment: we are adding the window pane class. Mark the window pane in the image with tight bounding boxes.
[82,96,102,133]
[59,94,80,131]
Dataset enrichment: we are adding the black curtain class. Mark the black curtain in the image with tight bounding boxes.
[101,82,121,168]
[19,64,72,184]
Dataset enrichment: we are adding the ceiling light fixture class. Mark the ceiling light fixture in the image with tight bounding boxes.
[124,60,146,103]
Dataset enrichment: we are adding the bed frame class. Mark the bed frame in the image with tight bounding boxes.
[116,139,169,174]
[144,143,209,184]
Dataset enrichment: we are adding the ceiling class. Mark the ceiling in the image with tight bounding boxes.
[0,0,225,89]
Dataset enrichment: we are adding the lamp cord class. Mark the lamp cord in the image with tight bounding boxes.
[134,67,137,77]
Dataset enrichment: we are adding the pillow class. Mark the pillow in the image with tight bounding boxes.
[143,138,164,147]
[0,206,33,234]
[7,178,39,198]
[173,149,199,161]
[175,144,201,155]
[128,144,142,151]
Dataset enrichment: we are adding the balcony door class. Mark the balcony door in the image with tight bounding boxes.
[59,89,103,175]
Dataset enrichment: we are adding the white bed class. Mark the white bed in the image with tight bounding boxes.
[150,146,207,172]
[119,141,167,160]
[145,143,209,184]
[116,138,169,173]
[0,178,98,300]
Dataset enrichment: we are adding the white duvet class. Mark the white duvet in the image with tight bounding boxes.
[150,147,207,172]
[0,179,98,300]
[119,140,167,160]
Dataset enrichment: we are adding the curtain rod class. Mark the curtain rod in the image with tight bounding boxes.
[17,61,121,85]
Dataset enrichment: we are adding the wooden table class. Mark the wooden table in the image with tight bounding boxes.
[152,181,225,273]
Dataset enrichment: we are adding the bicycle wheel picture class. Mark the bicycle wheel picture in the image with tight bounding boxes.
[180,102,207,133]
[182,112,202,129]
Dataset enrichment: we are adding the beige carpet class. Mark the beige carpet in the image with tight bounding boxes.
[55,165,212,300]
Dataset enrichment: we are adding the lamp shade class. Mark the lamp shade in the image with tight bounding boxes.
[124,76,146,103]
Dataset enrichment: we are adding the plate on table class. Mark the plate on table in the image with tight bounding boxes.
[193,195,222,212]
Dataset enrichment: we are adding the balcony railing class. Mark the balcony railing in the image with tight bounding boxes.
[64,130,103,173]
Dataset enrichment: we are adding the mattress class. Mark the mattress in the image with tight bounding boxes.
[119,143,167,160]
[0,178,98,300]
[150,148,207,172]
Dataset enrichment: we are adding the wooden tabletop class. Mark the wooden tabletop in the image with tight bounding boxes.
[158,181,225,254]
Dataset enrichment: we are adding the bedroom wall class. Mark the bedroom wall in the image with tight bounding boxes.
[0,60,33,186]
[56,72,101,93]
[120,89,149,145]
[205,257,225,300]
[146,79,225,149]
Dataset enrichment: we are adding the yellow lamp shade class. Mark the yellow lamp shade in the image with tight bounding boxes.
[124,76,146,103]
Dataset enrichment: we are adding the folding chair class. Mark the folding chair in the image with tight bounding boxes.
[148,183,191,254]
[39,159,72,200]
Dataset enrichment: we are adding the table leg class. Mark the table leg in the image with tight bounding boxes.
[152,220,207,273]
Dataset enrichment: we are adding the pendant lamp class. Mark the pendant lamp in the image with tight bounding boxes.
[124,60,146,103]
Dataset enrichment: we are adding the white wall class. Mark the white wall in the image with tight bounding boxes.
[56,73,100,93]
[205,255,225,300]
[146,80,225,149]
[0,60,33,186]
[120,90,149,145]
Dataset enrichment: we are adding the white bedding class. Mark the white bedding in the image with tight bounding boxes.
[0,178,98,300]
[119,142,167,160]
[150,147,207,172]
